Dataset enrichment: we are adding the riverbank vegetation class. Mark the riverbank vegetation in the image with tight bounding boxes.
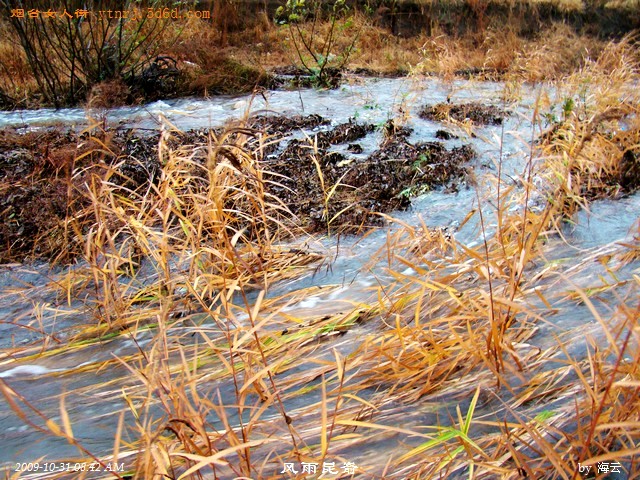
[1,0,639,108]
[0,1,639,479]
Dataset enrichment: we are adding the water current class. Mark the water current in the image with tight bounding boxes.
[0,77,638,478]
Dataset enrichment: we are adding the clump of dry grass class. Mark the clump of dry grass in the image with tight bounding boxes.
[536,34,640,220]
[42,120,320,338]
[412,22,605,82]
[0,118,341,476]
[347,21,425,74]
[507,23,602,82]
[168,16,273,95]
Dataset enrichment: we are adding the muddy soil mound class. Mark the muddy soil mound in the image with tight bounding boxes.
[316,121,376,147]
[0,129,95,261]
[0,128,161,262]
[1,118,474,262]
[419,103,507,125]
[264,120,475,233]
[249,114,330,136]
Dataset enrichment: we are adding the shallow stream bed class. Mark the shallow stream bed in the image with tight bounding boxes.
[0,77,638,478]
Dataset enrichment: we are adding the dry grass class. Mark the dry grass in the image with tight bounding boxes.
[0,118,342,477]
[327,39,640,477]
[536,35,640,219]
[411,22,605,82]
[341,201,639,477]
[0,4,626,108]
[56,121,321,337]
[267,9,425,76]
[3,128,638,478]
[1,17,639,480]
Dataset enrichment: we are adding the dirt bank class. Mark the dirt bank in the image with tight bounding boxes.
[0,115,474,262]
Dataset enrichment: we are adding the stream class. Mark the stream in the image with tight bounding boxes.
[0,77,638,478]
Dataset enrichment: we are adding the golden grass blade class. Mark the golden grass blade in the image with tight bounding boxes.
[321,374,328,458]
[173,440,276,479]
[59,392,74,440]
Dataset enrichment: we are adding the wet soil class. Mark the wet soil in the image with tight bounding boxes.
[249,114,330,136]
[0,115,476,262]
[0,129,85,261]
[419,102,508,126]
[0,128,162,263]
[435,129,459,140]
[620,149,640,192]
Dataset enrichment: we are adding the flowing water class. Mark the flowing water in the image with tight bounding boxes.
[0,77,638,477]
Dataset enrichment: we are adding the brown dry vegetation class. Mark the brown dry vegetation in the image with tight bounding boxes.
[161,11,612,87]
[536,37,640,217]
[1,47,639,476]
[0,2,639,479]
[0,0,635,108]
